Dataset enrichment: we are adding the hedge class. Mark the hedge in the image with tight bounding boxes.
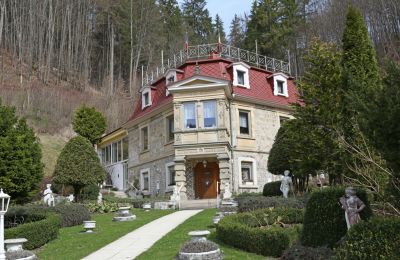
[53,204,90,227]
[216,208,303,257]
[102,195,169,208]
[301,187,372,248]
[237,196,306,212]
[5,213,61,250]
[281,244,334,260]
[334,217,400,259]
[263,181,282,197]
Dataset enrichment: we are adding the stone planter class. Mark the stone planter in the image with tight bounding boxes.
[5,238,36,260]
[188,230,210,241]
[5,238,27,252]
[142,203,151,210]
[113,206,136,221]
[83,221,96,233]
[178,248,222,260]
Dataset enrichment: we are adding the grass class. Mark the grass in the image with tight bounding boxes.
[136,209,270,260]
[36,209,173,260]
[38,134,66,177]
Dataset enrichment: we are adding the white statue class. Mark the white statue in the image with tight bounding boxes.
[280,170,292,199]
[43,184,55,207]
[97,192,103,205]
[223,182,232,200]
[170,185,180,202]
[67,194,74,202]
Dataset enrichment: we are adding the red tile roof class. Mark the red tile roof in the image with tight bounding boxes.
[127,58,299,124]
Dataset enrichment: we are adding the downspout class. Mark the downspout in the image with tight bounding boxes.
[229,92,236,194]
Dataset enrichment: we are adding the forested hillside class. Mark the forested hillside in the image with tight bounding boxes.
[0,0,398,134]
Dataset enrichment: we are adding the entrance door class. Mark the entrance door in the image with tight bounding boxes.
[194,162,219,199]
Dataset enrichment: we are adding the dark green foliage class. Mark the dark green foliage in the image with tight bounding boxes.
[234,192,263,199]
[85,200,119,213]
[228,14,246,47]
[5,214,61,250]
[301,187,372,248]
[72,105,106,145]
[0,101,43,203]
[81,184,101,200]
[182,0,213,44]
[53,204,90,227]
[334,217,400,259]
[263,181,282,197]
[237,195,306,212]
[212,14,226,42]
[5,206,47,228]
[281,244,334,260]
[53,136,105,201]
[216,208,303,257]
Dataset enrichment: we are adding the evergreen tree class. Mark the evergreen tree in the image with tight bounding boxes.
[159,0,184,55]
[182,0,213,44]
[72,105,107,145]
[0,101,43,203]
[212,14,226,43]
[228,14,246,47]
[53,136,105,202]
[244,0,298,58]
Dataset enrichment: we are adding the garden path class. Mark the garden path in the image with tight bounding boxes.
[82,209,203,260]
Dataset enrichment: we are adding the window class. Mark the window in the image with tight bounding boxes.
[237,70,245,85]
[183,102,196,129]
[143,92,149,106]
[105,146,111,164]
[111,143,117,163]
[167,76,175,84]
[166,163,176,187]
[117,140,122,161]
[122,137,129,160]
[203,100,217,128]
[140,169,150,191]
[239,111,250,135]
[241,162,253,183]
[142,88,152,109]
[238,157,257,187]
[141,126,149,151]
[166,115,174,142]
[277,80,284,94]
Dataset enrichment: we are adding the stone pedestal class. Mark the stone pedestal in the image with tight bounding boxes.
[83,221,96,233]
[113,207,136,221]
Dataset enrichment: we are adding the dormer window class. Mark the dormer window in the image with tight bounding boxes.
[272,73,289,97]
[231,62,250,88]
[141,88,152,109]
[167,75,175,84]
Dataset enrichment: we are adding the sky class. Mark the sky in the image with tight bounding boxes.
[177,0,252,35]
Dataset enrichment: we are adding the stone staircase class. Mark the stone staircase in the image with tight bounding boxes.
[179,199,218,210]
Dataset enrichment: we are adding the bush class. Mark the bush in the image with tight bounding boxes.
[334,217,400,259]
[103,195,169,208]
[281,244,334,260]
[72,105,106,145]
[237,196,306,212]
[234,192,263,199]
[263,181,282,197]
[85,200,119,213]
[301,187,372,248]
[81,184,100,200]
[5,205,47,228]
[216,208,303,257]
[5,213,61,250]
[53,204,90,227]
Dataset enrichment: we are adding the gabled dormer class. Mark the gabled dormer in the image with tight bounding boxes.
[140,86,152,109]
[269,72,289,97]
[164,69,184,96]
[228,62,250,89]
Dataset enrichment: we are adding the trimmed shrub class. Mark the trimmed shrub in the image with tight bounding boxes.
[81,184,100,200]
[5,206,47,227]
[102,195,169,208]
[263,181,282,197]
[234,192,263,199]
[53,204,90,227]
[216,208,303,257]
[5,213,61,250]
[237,196,306,212]
[281,244,334,260]
[334,217,400,259]
[301,187,372,248]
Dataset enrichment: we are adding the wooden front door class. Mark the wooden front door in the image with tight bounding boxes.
[194,162,219,199]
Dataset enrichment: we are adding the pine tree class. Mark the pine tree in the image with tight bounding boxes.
[182,0,213,44]
[244,0,298,58]
[0,100,43,203]
[159,0,184,55]
[229,14,246,47]
[212,14,226,43]
[53,136,105,202]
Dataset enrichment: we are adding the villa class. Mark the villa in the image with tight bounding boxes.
[97,43,298,200]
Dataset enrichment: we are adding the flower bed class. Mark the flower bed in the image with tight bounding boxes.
[216,207,303,257]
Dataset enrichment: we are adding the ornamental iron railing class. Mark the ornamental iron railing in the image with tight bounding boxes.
[141,43,290,86]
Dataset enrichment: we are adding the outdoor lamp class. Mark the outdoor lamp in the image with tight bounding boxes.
[0,189,10,260]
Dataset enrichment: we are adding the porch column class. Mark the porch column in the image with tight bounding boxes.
[217,153,231,198]
[174,156,187,200]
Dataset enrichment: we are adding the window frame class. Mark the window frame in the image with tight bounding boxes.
[203,100,217,128]
[141,88,152,109]
[140,126,149,151]
[273,74,289,97]
[165,162,176,190]
[166,115,174,142]
[183,102,197,129]
[238,110,251,136]
[140,168,150,191]
[238,157,257,187]
[232,63,250,88]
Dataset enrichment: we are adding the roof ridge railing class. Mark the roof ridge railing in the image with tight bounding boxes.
[141,43,290,87]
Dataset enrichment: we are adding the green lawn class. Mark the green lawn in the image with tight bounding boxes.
[136,209,269,260]
[36,209,173,260]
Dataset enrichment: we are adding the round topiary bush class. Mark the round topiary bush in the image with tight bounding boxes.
[301,187,372,248]
[216,207,303,257]
[263,181,282,197]
[334,217,400,259]
[53,204,91,227]
[237,196,306,212]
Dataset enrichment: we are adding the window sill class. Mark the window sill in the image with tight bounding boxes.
[276,93,288,97]
[235,84,250,89]
[140,149,149,155]
[239,185,258,189]
[238,135,255,140]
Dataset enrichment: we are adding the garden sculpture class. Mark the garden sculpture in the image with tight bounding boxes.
[280,170,292,198]
[339,187,366,229]
[43,184,55,207]
[67,194,74,202]
[223,182,232,199]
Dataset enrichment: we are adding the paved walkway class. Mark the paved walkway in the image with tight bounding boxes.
[83,209,203,260]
